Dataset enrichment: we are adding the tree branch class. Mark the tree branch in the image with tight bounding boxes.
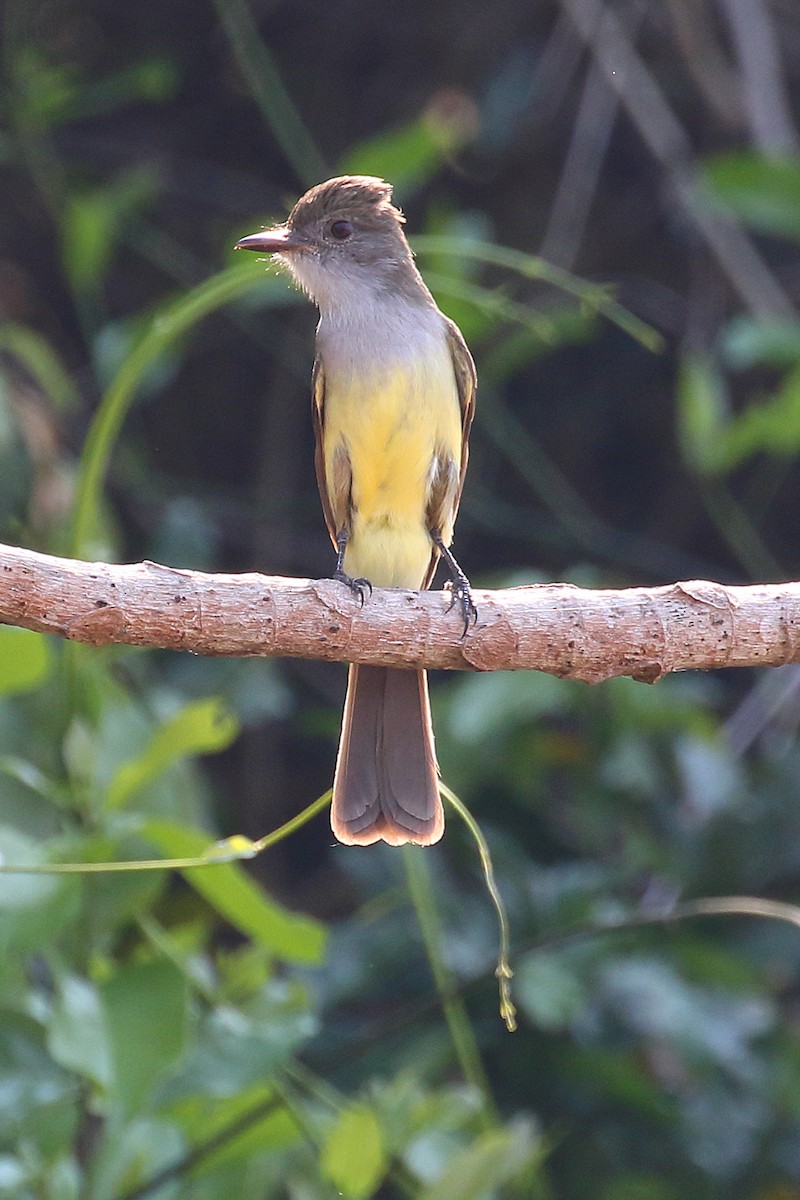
[2,540,800,685]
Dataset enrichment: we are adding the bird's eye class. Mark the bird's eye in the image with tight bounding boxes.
[328,219,353,241]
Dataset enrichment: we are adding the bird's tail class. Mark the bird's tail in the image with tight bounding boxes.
[331,664,443,846]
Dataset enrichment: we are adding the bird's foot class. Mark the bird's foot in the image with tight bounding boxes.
[431,530,477,638]
[444,572,478,638]
[334,568,373,607]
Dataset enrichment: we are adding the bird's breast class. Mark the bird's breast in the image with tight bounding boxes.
[321,340,462,587]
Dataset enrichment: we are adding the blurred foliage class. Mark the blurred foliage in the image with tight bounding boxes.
[3,0,800,1197]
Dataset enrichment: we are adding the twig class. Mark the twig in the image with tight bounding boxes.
[3,541,800,683]
[666,0,742,129]
[402,847,498,1124]
[558,0,795,318]
[539,4,647,269]
[212,0,328,187]
[718,0,800,154]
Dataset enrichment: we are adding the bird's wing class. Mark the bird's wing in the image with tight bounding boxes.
[444,316,477,514]
[311,355,340,549]
[421,318,477,590]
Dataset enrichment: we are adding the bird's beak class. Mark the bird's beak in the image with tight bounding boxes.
[234,225,305,253]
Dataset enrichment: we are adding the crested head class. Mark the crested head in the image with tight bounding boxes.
[244,176,434,316]
[288,175,404,238]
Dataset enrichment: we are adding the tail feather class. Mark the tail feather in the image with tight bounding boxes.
[331,664,443,846]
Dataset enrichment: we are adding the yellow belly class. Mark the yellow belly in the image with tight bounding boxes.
[323,350,462,588]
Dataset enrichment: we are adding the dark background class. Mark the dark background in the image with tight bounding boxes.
[4,1,800,1197]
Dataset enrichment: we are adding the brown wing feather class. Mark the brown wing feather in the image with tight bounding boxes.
[421,319,477,589]
[444,316,477,510]
[311,356,338,549]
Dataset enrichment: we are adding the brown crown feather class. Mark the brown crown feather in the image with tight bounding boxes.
[288,175,405,234]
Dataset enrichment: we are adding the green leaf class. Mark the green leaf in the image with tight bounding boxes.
[446,670,566,743]
[48,976,113,1089]
[0,840,80,952]
[0,323,80,412]
[516,950,587,1031]
[159,983,314,1103]
[722,316,800,370]
[171,1084,300,1172]
[719,363,800,468]
[423,270,566,346]
[703,151,800,241]
[412,234,663,351]
[13,48,76,129]
[40,1155,82,1200]
[481,307,596,381]
[101,960,187,1115]
[61,168,158,298]
[0,1013,78,1144]
[0,755,67,806]
[64,59,178,122]
[563,1045,674,1122]
[0,1156,28,1191]
[676,353,729,474]
[51,831,167,931]
[419,1121,540,1200]
[0,825,61,910]
[601,1177,681,1200]
[0,627,52,697]
[141,819,327,964]
[86,1117,184,1200]
[342,118,442,195]
[321,1105,386,1200]
[107,698,239,810]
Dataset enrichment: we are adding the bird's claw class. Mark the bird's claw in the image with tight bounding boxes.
[445,578,478,638]
[334,569,372,607]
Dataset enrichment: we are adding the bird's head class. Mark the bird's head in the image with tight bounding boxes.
[236,175,426,314]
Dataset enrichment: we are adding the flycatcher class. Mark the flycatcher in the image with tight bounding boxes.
[236,176,476,846]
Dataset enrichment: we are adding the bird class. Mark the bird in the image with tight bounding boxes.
[236,175,476,846]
